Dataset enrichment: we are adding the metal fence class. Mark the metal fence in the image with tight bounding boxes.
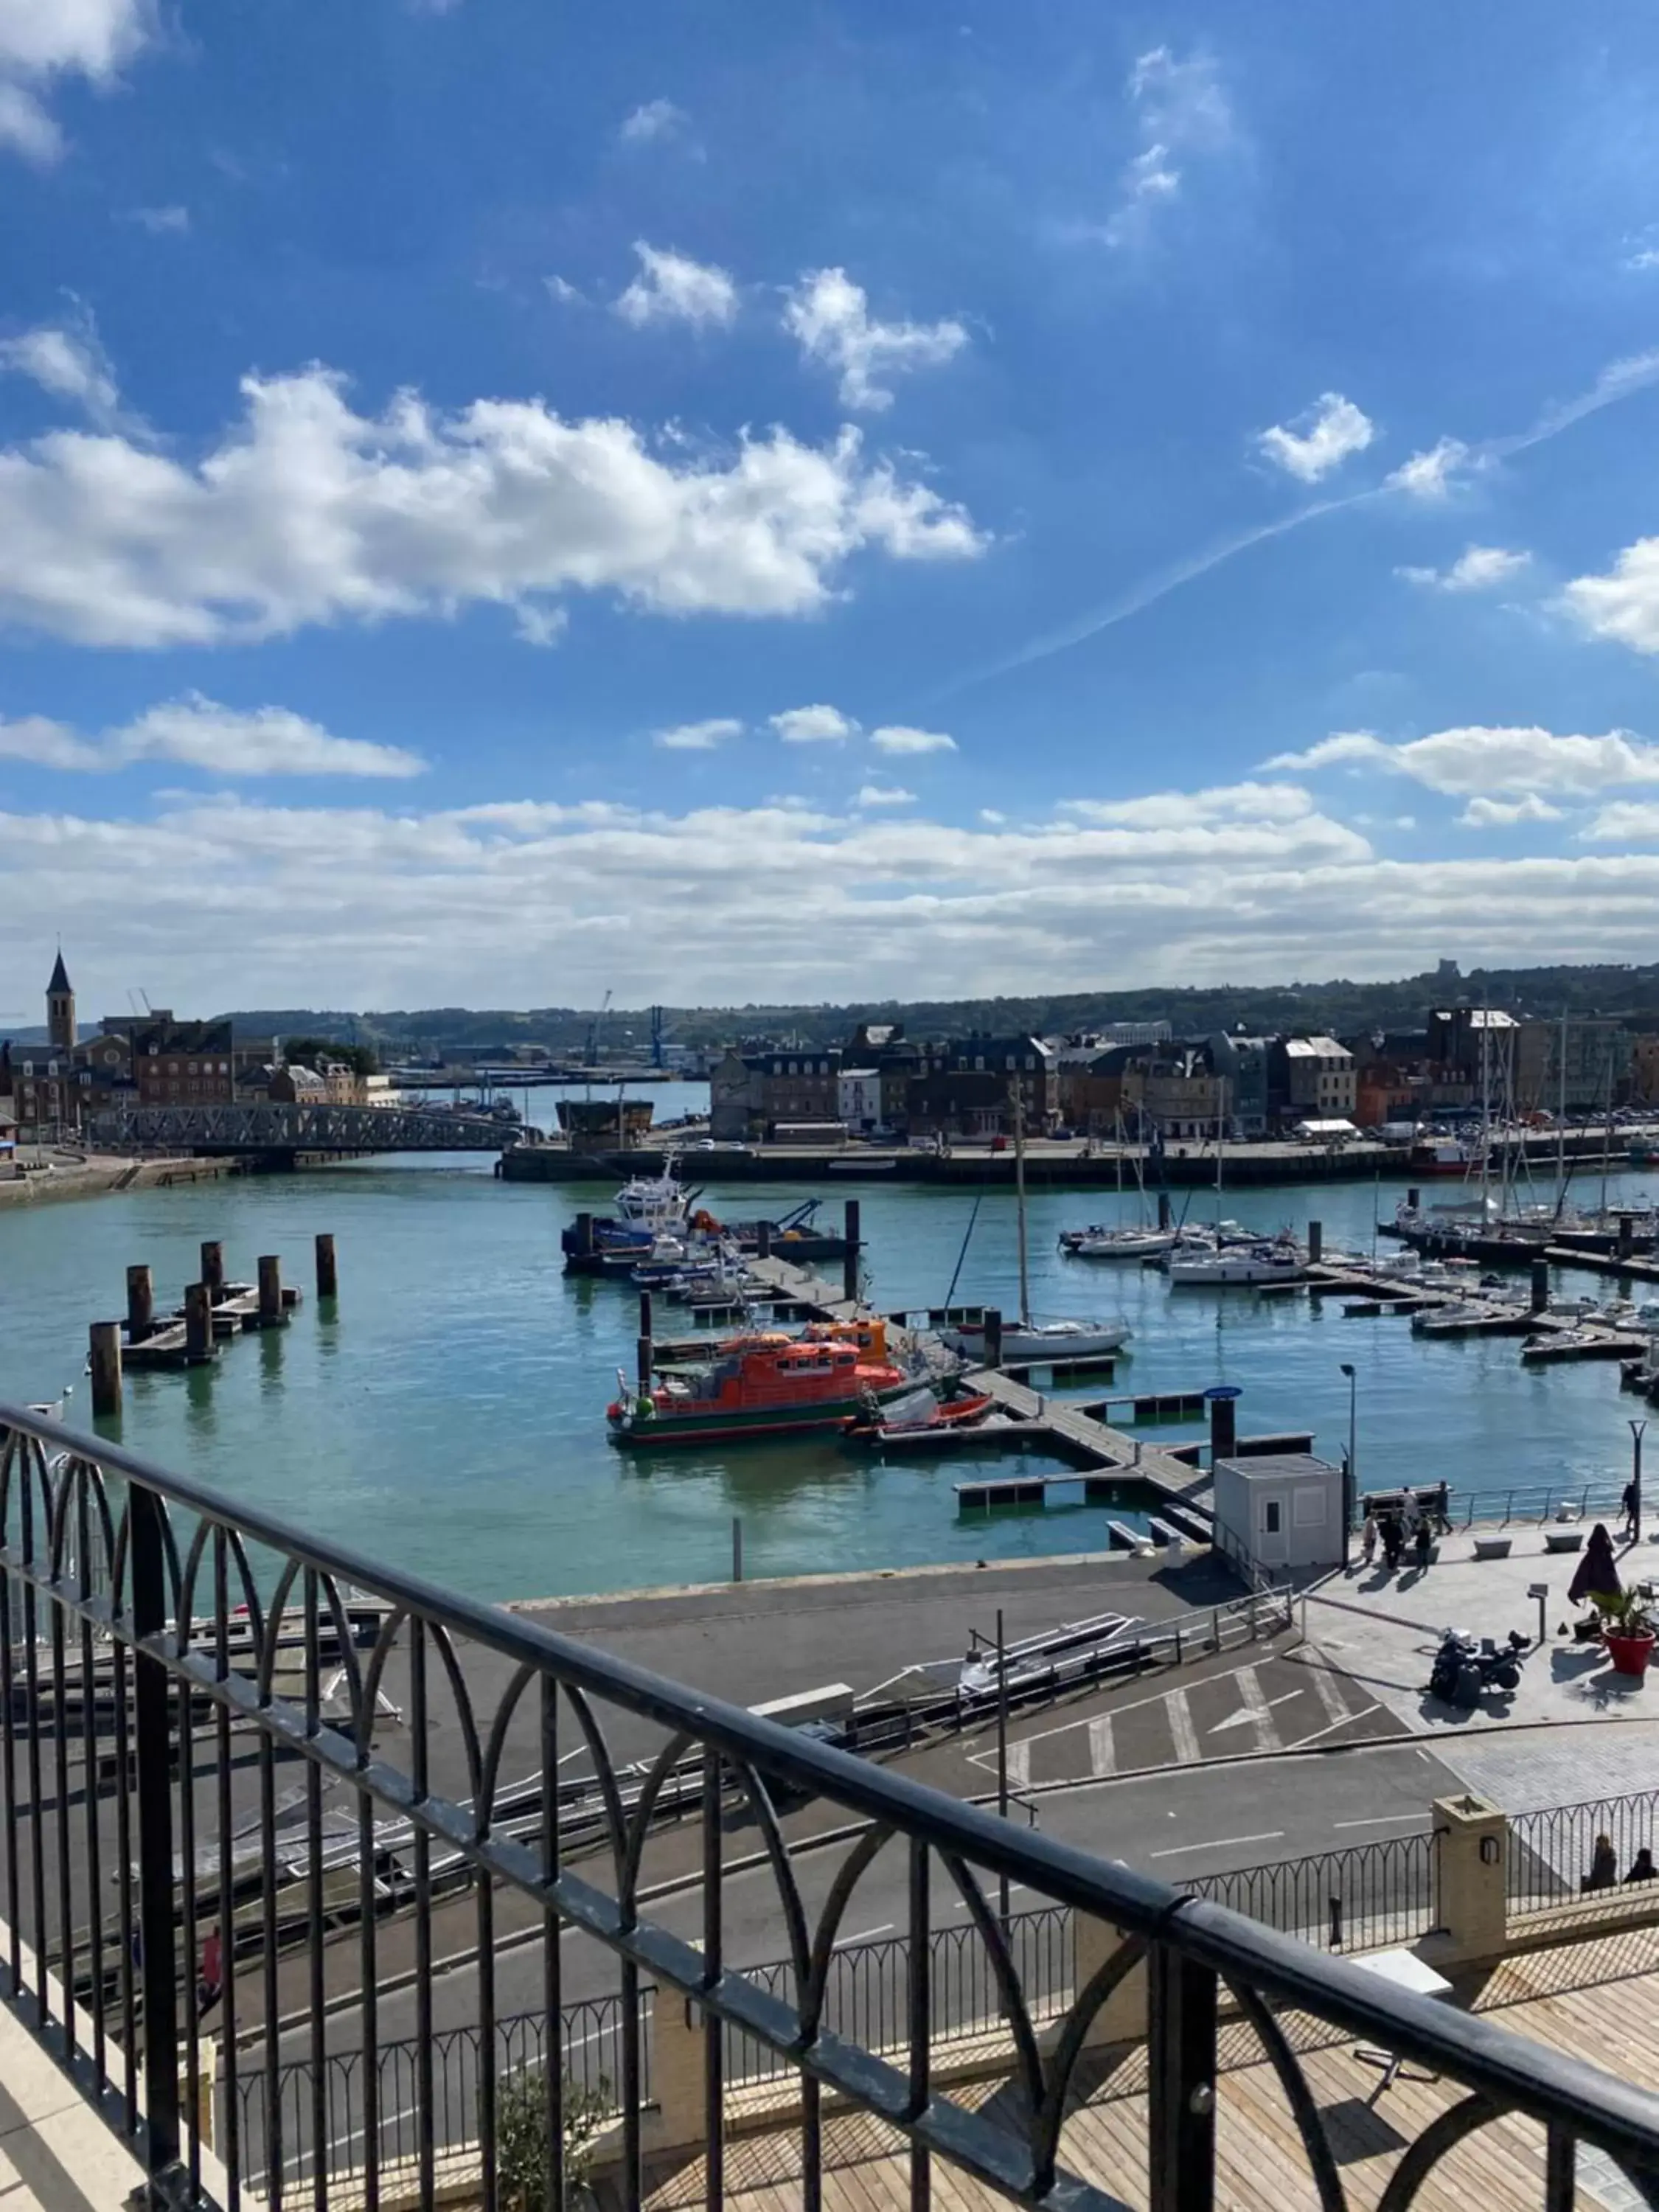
[5,1399,1659,2212]
[1509,1789,1659,1916]
[237,1993,645,2195]
[1448,1482,1628,1528]
[726,1905,1074,2087]
[1180,1830,1441,1952]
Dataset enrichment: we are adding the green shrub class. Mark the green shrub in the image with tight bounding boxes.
[495,2070,611,2211]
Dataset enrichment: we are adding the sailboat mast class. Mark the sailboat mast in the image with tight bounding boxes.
[1478,1018,1492,1212]
[1013,1077,1031,1327]
[1555,1011,1568,1218]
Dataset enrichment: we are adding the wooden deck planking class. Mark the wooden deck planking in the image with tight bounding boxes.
[638,1938,1659,2211]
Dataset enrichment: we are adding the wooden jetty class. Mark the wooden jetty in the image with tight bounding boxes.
[88,1237,335,1413]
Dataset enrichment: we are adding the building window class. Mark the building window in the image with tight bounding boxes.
[1264,1500,1283,1535]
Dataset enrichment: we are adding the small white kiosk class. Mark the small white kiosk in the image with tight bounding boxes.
[1211,1453,1344,1576]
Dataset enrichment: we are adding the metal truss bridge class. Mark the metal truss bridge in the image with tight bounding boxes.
[88,1101,512,1155]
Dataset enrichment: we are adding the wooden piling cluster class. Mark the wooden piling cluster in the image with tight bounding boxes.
[88,1232,340,1415]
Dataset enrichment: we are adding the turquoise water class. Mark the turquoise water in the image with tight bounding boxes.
[4,1113,1658,1602]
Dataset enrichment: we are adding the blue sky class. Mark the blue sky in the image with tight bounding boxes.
[7,2,1659,1014]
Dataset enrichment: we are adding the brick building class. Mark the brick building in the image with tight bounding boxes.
[131,1015,236,1107]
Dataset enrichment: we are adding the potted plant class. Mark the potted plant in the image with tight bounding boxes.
[1599,1590,1658,1680]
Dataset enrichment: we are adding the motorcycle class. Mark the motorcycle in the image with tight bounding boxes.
[1427,1627,1530,1708]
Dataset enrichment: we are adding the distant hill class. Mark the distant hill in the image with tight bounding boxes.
[213,962,1659,1057]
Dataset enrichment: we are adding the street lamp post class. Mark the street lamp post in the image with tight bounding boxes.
[1340,1363,1357,1571]
[1630,1418,1646,1543]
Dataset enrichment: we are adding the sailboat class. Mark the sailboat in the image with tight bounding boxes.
[1161,1077,1305,1285]
[1059,1114,1180,1257]
[942,1084,1132,1362]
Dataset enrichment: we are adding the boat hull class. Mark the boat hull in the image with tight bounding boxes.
[609,1391,897,1447]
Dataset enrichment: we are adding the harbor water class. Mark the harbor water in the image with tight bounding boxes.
[4,1104,1659,1602]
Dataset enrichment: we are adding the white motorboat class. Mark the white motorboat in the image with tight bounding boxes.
[942,1316,1133,1361]
[614,1161,689,1232]
[1167,1241,1304,1286]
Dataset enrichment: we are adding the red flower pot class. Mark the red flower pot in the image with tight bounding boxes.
[1605,1630,1656,1680]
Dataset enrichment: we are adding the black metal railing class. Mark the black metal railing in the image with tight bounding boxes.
[1509,1789,1659,1916]
[726,1904,1076,2087]
[237,1992,646,2194]
[4,1400,1659,2212]
[1180,1830,1440,1952]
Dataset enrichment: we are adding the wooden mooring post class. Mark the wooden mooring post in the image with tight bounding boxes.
[125,1264,154,1344]
[315,1232,338,1301]
[843,1198,860,1304]
[637,1290,653,1391]
[257,1255,283,1326]
[88,1322,122,1417]
[201,1241,226,1304]
[184,1282,215,1362]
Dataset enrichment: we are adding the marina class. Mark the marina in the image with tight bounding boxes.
[8,1124,1659,1601]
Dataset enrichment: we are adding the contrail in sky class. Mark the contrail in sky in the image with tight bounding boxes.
[947,347,1659,695]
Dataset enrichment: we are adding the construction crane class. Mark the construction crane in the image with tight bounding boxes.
[584,989,613,1067]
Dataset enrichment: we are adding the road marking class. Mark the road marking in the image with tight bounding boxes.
[838,1923,894,1945]
[1333,1816,1425,1832]
[1006,1739,1032,1790]
[1305,1659,1357,1729]
[1088,1715,1115,1776]
[1235,1666,1284,1753]
[1208,1688,1300,1735]
[1165,1689,1200,1764]
[1150,1830,1284,1861]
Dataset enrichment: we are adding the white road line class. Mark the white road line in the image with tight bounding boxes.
[1305,1656,1357,1729]
[1165,1688,1200,1765]
[838,1922,894,1945]
[1236,1666,1284,1754]
[1332,1816,1425,1832]
[1006,1739,1032,1790]
[1149,1830,1284,1861]
[1088,1715,1116,1777]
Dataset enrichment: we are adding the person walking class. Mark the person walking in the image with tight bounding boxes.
[1622,1478,1640,1543]
[1360,1512,1379,1570]
[1382,1513,1403,1572]
[1413,1514,1433,1574]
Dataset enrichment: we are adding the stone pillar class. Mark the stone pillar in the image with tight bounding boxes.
[651,1986,711,2151]
[315,1232,338,1300]
[1208,1388,1238,1461]
[1073,1916,1147,2047]
[1158,1191,1172,1231]
[1531,1259,1549,1315]
[126,1264,155,1344]
[1307,1220,1323,1265]
[201,1240,226,1304]
[1620,1213,1637,1261]
[257,1254,283,1326]
[757,1220,773,1259]
[843,1199,861,1304]
[1430,1793,1509,1964]
[184,1281,214,1361]
[983,1308,1003,1369]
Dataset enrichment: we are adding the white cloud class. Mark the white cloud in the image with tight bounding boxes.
[1387,437,1472,501]
[1256,392,1376,483]
[128,203,187,234]
[1461,794,1563,827]
[545,274,585,305]
[0,691,423,776]
[1097,47,1232,248]
[1562,538,1659,656]
[869,725,956,755]
[1064,781,1322,829]
[1583,801,1659,841]
[1397,544,1531,594]
[653,717,742,751]
[0,0,148,164]
[0,320,122,425]
[614,242,737,330]
[770,704,858,744]
[783,268,967,411]
[855,784,917,807]
[0,365,983,647]
[619,99,686,146]
[979,807,1006,825]
[21,779,1659,1007]
[1265,724,1659,796]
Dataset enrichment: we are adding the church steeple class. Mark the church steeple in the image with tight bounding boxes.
[46,950,75,1051]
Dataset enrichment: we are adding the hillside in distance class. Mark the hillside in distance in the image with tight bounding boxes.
[215,962,1659,1059]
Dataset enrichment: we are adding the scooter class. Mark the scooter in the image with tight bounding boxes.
[1427,1627,1530,1708]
